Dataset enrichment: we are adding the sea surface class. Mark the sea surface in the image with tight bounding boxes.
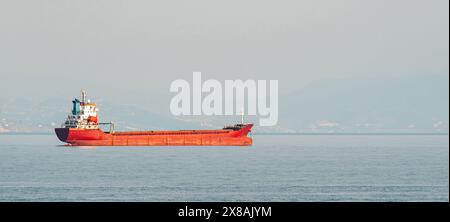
[0,134,448,201]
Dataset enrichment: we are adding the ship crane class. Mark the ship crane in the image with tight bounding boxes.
[98,121,115,133]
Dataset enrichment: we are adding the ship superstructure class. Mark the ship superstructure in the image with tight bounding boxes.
[63,91,99,130]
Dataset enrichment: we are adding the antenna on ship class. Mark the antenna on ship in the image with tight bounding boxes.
[240,108,244,125]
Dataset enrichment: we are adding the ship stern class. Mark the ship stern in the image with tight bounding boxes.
[55,128,69,143]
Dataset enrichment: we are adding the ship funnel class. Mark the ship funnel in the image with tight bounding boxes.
[72,99,80,115]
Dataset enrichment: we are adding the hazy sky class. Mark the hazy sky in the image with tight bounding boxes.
[0,0,448,101]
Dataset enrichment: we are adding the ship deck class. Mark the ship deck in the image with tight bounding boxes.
[107,129,233,136]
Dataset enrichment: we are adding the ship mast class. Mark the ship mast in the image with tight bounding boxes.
[81,90,87,103]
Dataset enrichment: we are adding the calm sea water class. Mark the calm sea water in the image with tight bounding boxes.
[0,134,448,201]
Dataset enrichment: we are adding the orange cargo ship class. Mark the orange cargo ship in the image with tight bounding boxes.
[55,91,253,146]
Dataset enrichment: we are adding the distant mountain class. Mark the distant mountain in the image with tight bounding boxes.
[279,74,449,133]
[1,74,448,133]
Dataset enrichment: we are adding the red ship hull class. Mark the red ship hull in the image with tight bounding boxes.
[55,124,253,146]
